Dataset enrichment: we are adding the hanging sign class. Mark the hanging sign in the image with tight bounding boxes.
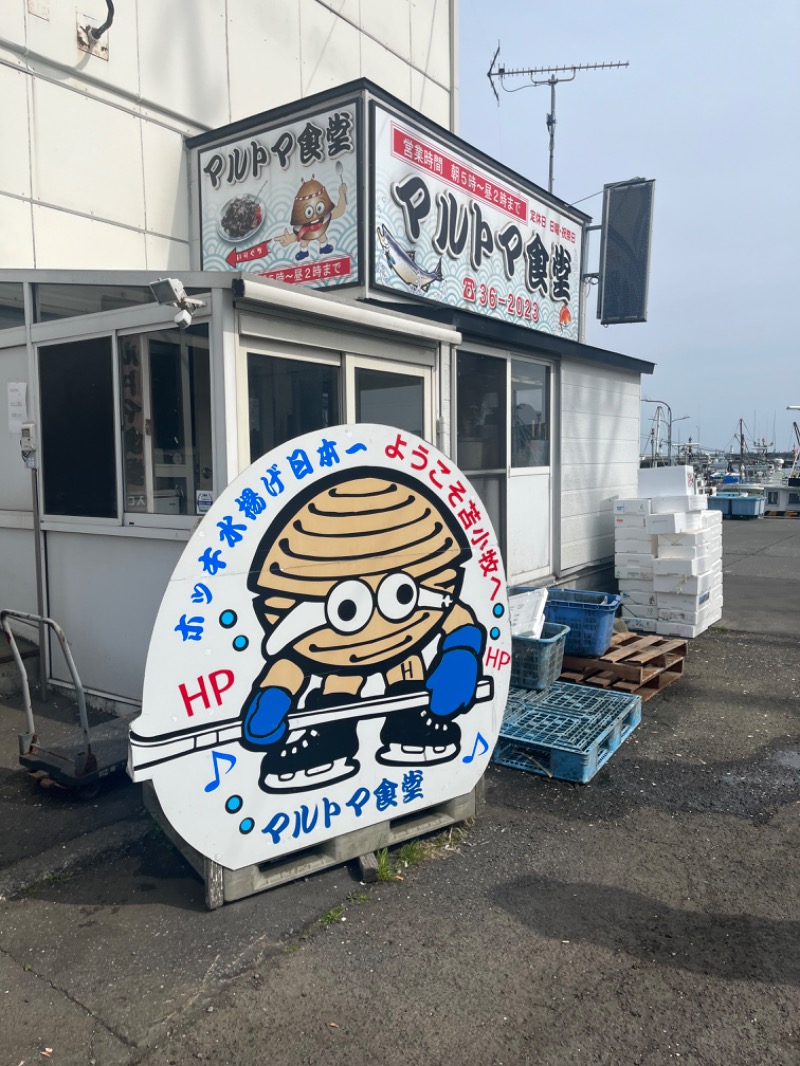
[197,102,360,288]
[372,105,583,339]
[128,425,511,871]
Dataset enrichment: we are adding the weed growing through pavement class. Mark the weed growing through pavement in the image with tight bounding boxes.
[319,903,346,928]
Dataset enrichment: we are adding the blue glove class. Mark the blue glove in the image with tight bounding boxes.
[242,687,291,747]
[426,624,483,718]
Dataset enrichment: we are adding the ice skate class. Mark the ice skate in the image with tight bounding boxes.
[258,721,359,794]
[376,708,461,767]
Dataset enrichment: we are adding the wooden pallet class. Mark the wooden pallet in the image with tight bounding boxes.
[144,779,482,909]
[559,632,687,702]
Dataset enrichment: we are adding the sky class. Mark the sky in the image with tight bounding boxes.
[458,0,800,456]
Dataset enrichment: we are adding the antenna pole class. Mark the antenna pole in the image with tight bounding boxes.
[487,52,629,194]
[547,77,556,194]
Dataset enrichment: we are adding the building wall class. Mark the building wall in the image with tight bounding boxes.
[0,0,456,271]
[559,361,640,574]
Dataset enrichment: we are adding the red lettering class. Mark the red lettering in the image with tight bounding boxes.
[179,670,235,717]
[209,669,235,705]
[485,647,511,670]
[179,676,210,717]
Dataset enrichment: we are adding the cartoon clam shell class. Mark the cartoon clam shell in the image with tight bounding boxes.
[217,194,265,243]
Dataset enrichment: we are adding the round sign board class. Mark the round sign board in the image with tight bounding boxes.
[128,425,511,870]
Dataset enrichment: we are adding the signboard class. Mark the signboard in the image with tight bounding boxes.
[197,102,360,288]
[596,178,655,325]
[128,425,511,871]
[372,105,583,339]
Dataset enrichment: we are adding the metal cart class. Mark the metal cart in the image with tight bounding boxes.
[1,609,130,797]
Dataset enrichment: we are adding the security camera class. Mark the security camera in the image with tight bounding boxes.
[150,277,206,317]
[173,308,192,328]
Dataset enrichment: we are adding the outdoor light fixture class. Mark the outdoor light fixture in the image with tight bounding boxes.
[149,277,205,328]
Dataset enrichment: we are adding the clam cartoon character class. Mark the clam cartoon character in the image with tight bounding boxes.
[275,173,347,261]
[239,472,486,794]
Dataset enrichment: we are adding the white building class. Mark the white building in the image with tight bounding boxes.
[0,3,651,711]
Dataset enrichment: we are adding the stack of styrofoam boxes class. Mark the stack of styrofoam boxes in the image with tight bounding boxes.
[614,465,723,638]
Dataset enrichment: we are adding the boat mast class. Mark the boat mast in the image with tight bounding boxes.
[739,418,745,480]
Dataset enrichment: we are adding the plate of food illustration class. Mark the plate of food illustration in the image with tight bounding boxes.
[217,195,265,242]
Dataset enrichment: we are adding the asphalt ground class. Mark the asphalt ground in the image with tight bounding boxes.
[0,516,798,1066]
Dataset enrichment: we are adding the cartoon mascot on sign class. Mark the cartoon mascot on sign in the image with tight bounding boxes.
[239,470,487,794]
[275,175,347,262]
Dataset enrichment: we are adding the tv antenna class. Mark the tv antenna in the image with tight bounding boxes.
[487,45,629,194]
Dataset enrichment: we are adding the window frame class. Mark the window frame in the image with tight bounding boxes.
[118,321,214,530]
[37,330,122,528]
[35,314,215,535]
[509,356,552,472]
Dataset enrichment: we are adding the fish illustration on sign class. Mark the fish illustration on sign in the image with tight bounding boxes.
[377,225,443,291]
[559,303,572,331]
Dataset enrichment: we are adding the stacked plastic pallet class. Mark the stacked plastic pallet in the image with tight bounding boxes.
[496,589,642,783]
[614,465,723,638]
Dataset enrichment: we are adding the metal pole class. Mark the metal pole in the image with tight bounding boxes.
[547,77,556,194]
[667,406,673,465]
[30,469,47,699]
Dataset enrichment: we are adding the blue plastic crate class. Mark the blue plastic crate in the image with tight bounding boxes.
[511,622,570,692]
[493,682,641,783]
[707,495,730,515]
[730,495,764,518]
[543,589,621,657]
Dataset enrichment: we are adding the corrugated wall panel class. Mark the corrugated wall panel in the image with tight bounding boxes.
[559,363,640,575]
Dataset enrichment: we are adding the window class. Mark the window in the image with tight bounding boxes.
[355,367,424,436]
[0,282,25,329]
[247,354,340,459]
[511,359,549,467]
[40,338,117,518]
[35,284,156,322]
[38,324,212,522]
[120,324,212,516]
[456,351,506,470]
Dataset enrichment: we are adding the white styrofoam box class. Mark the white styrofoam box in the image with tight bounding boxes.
[653,569,717,596]
[656,531,721,559]
[652,553,713,577]
[620,594,658,611]
[621,602,658,619]
[613,498,652,515]
[656,588,714,612]
[509,588,547,637]
[638,465,695,498]
[616,566,654,581]
[624,615,658,632]
[657,541,721,563]
[658,606,705,624]
[657,528,715,549]
[645,510,705,534]
[650,494,708,514]
[703,509,723,528]
[615,536,658,555]
[615,552,655,567]
[656,606,722,639]
[659,588,722,624]
[619,583,657,607]
[615,514,647,531]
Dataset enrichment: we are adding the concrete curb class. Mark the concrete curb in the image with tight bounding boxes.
[0,816,152,901]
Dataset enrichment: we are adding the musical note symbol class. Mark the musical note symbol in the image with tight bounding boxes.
[462,731,489,764]
[204,749,237,792]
